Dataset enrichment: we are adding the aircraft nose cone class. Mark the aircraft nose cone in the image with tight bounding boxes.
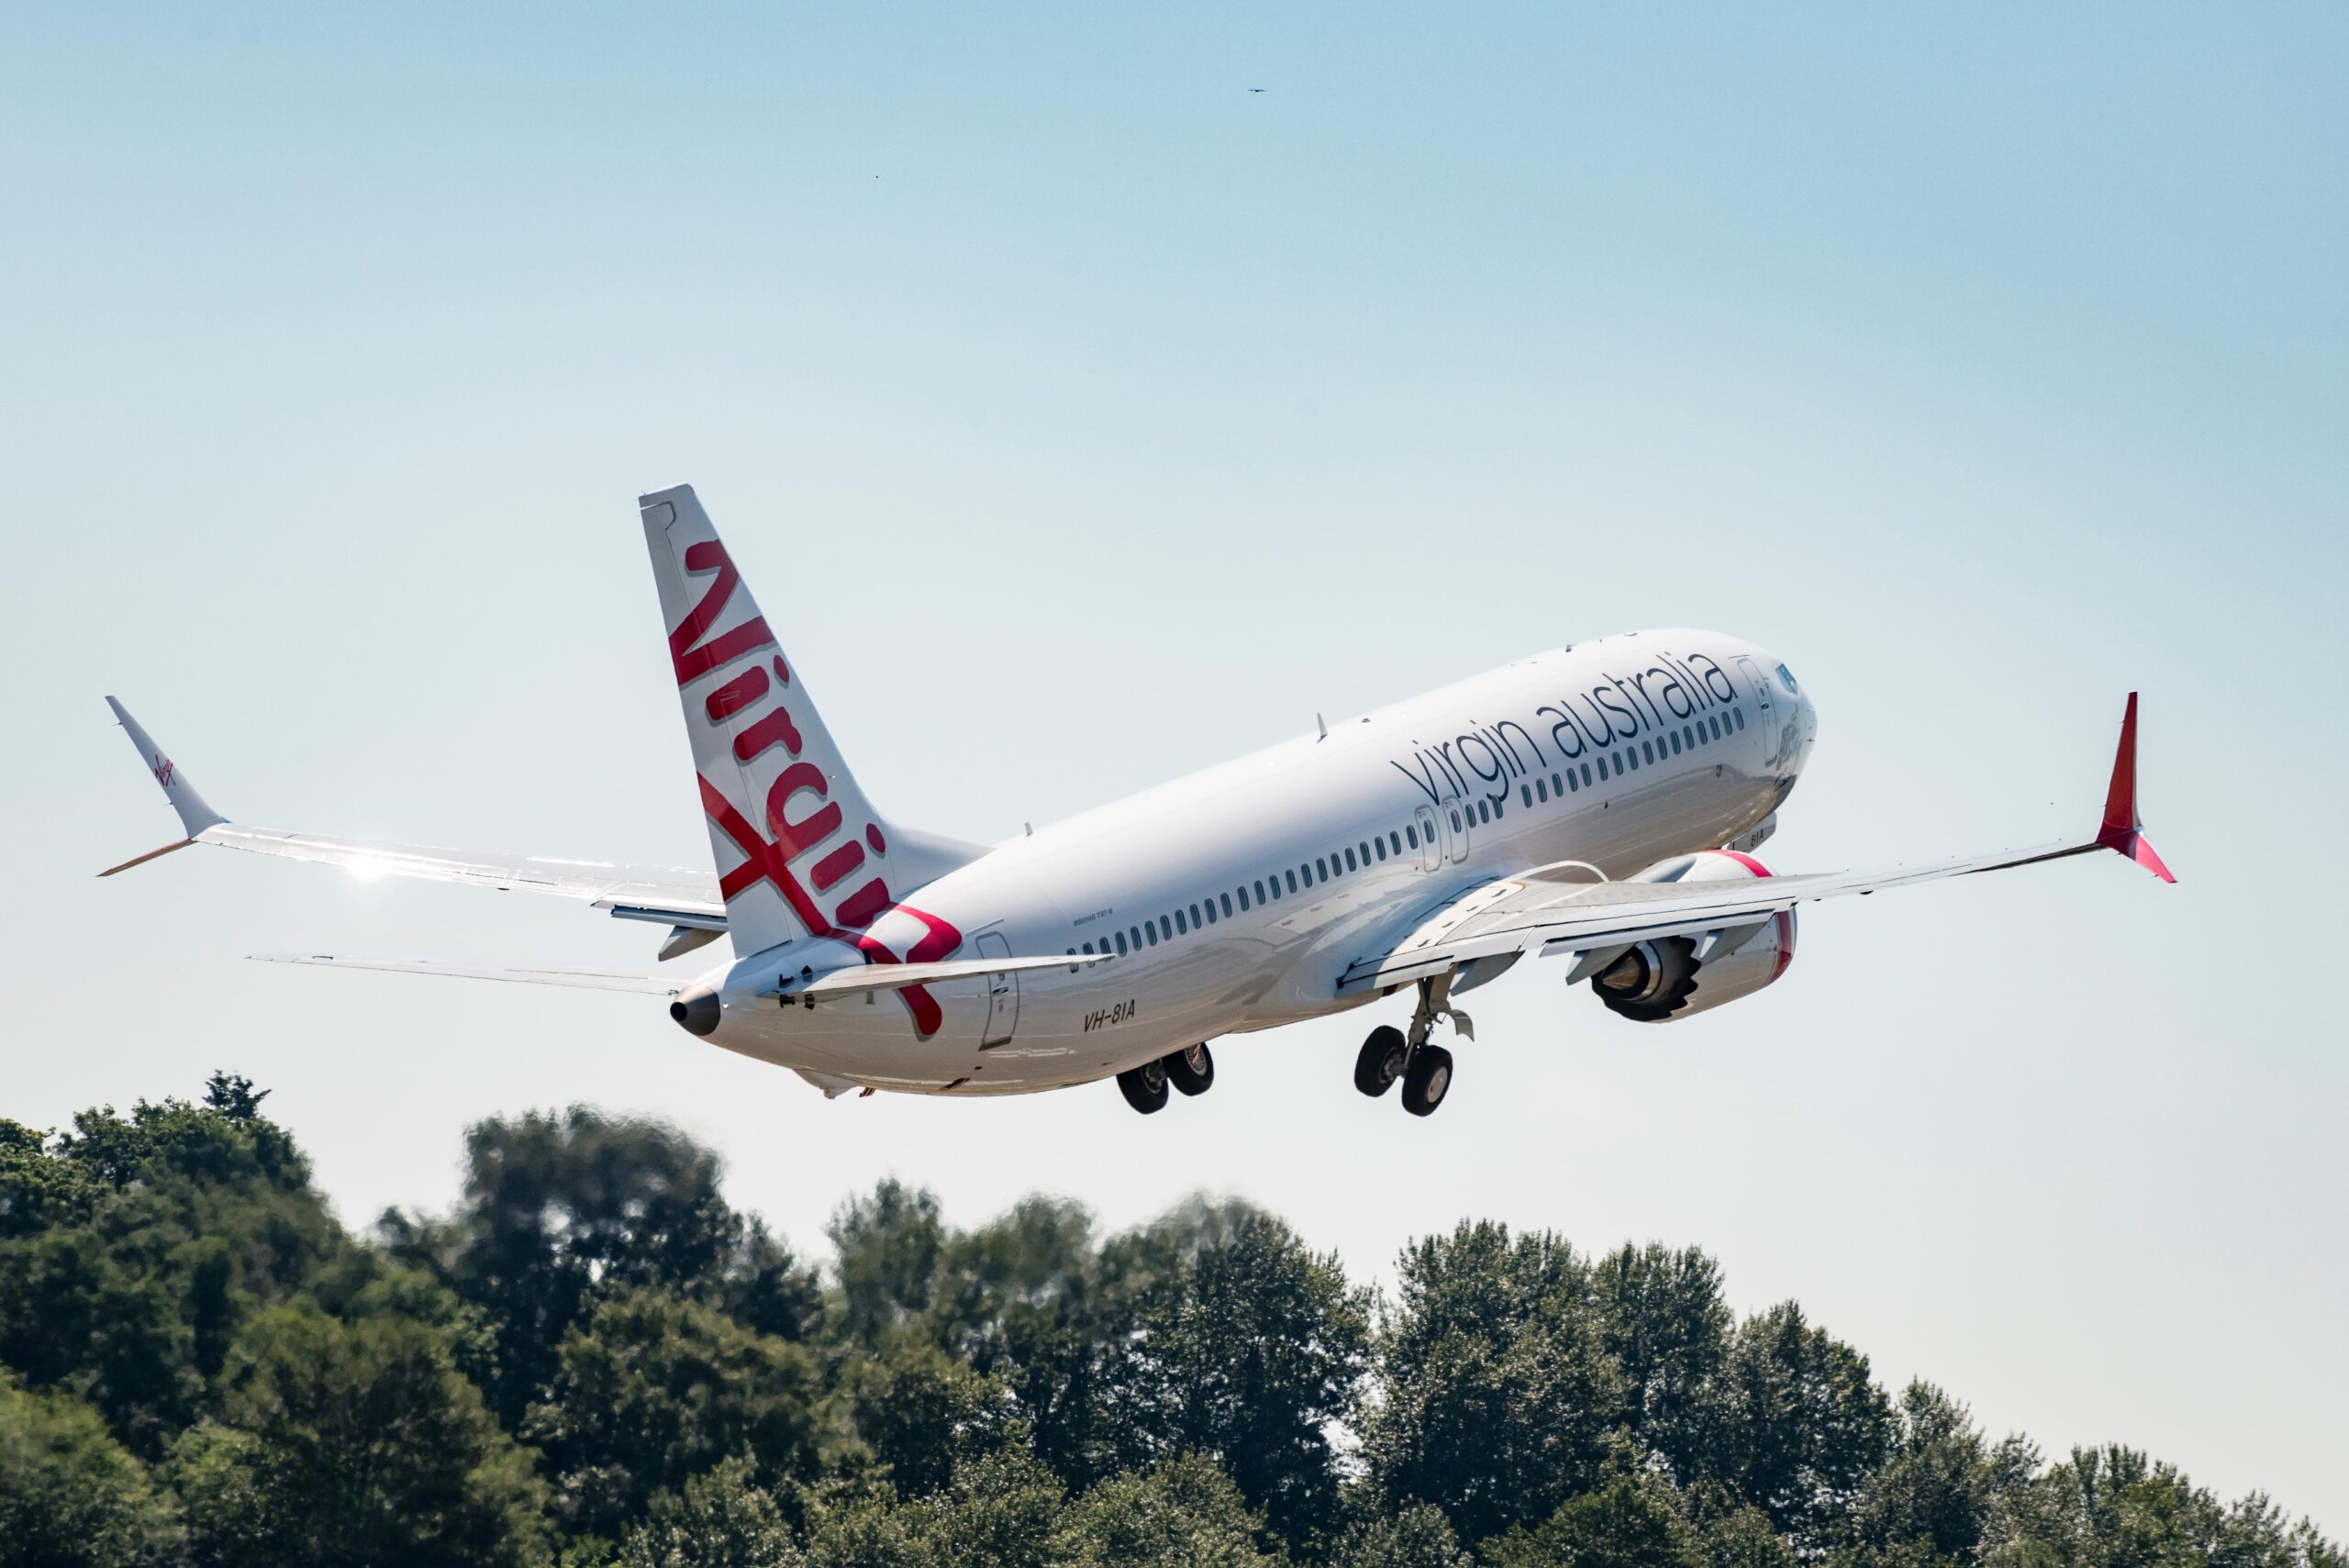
[669,984,720,1037]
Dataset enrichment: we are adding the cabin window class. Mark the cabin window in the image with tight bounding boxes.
[1113,932,1127,955]
[1450,809,1463,831]
[1172,910,1184,935]
[1521,784,1533,806]
[1082,940,1093,954]
[1596,756,1609,779]
[1405,824,1418,848]
[1373,838,1386,862]
[1669,732,1682,755]
[1343,847,1356,871]
[1312,857,1325,882]
[1286,869,1298,894]
[1359,840,1372,863]
[1220,893,1234,917]
[1733,708,1745,730]
[1252,880,1264,905]
[1190,902,1202,928]
[1565,769,1578,792]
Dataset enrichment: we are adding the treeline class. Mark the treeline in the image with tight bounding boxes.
[0,1076,2336,1568]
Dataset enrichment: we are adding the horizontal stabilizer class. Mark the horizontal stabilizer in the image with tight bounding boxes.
[251,954,683,995]
[777,951,1114,1003]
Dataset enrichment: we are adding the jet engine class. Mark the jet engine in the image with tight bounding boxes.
[1587,850,1796,1023]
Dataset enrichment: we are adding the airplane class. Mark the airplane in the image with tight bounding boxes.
[100,484,2173,1117]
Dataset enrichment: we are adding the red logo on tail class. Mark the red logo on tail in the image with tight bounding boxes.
[671,539,965,1036]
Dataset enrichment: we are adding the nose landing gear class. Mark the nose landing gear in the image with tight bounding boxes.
[1117,1043,1216,1114]
[1357,973,1467,1116]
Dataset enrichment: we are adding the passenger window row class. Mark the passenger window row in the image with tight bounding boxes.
[1070,819,1436,961]
[1512,707,1745,806]
[1065,706,1748,964]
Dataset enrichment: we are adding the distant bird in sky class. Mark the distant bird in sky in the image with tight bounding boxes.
[1249,87,1264,93]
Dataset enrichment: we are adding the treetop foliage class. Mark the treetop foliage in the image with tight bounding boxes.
[0,1078,2335,1568]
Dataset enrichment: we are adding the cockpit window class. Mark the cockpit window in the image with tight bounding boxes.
[1776,663,1799,695]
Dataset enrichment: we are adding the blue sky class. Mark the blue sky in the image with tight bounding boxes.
[4,0,2343,1531]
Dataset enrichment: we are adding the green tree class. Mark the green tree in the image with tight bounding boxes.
[1588,1243,1732,1478]
[917,1450,1064,1568]
[1050,1453,1281,1568]
[1485,1479,1708,1568]
[1330,1502,1478,1568]
[0,1086,343,1455]
[1129,1204,1370,1546]
[1362,1220,1630,1542]
[523,1287,831,1541]
[170,1303,546,1568]
[828,1181,951,1346]
[0,1375,184,1568]
[1692,1303,1892,1550]
[384,1108,816,1428]
[1840,1384,2032,1565]
[845,1333,1021,1496]
[618,1458,797,1568]
[1985,1445,2345,1568]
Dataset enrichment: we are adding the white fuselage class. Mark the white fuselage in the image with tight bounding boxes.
[692,630,1818,1094]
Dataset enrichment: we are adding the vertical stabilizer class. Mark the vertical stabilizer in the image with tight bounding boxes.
[640,486,978,960]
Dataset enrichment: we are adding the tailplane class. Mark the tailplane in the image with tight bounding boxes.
[640,485,983,956]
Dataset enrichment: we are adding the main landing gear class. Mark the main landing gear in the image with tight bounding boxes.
[1355,973,1471,1117]
[1118,1043,1215,1115]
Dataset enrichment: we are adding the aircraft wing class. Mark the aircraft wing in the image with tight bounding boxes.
[1337,694,2172,995]
[98,698,724,930]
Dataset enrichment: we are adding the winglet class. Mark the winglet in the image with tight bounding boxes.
[105,697,226,842]
[2093,693,2174,883]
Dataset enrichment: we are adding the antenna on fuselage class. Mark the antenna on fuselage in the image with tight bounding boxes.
[1315,712,1327,741]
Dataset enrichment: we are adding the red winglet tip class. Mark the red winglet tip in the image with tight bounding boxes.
[2099,691,2142,839]
[2094,693,2171,882]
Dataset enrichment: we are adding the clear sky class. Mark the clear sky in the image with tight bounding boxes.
[4,0,2343,1533]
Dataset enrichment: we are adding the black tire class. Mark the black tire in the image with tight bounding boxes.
[1400,1044,1453,1117]
[1354,1026,1408,1097]
[1166,1042,1215,1096]
[1117,1061,1169,1115]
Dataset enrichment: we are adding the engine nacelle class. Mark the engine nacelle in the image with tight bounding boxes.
[1588,850,1797,1023]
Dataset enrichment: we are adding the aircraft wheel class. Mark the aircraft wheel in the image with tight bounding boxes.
[1354,1026,1408,1097]
[1117,1060,1170,1115]
[1400,1044,1453,1117]
[1166,1042,1215,1096]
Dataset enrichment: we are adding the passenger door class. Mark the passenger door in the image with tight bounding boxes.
[1412,805,1442,872]
[974,929,1019,1049]
[1439,791,1471,866]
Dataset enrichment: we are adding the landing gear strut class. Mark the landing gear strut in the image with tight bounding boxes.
[1358,973,1469,1115]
